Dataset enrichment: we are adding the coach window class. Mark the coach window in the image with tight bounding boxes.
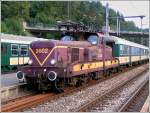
[120,45,129,55]
[11,44,19,56]
[131,47,135,55]
[144,49,147,55]
[138,48,140,55]
[141,49,144,55]
[144,50,146,55]
[120,45,123,55]
[135,48,138,55]
[147,50,149,55]
[124,45,129,55]
[20,45,28,56]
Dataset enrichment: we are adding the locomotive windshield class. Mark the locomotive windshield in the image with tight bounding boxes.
[61,35,74,41]
[88,35,98,45]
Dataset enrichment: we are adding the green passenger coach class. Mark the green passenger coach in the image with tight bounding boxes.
[106,36,149,66]
[1,34,47,72]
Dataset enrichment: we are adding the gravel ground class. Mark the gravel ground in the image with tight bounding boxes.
[24,66,148,112]
[89,71,149,112]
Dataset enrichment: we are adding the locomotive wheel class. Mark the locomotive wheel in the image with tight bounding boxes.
[75,79,83,87]
[95,71,100,80]
[51,80,64,93]
[103,70,107,77]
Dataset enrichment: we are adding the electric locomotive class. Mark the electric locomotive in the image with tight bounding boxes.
[17,33,119,91]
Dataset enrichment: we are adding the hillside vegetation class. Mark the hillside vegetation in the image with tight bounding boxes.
[1,1,142,36]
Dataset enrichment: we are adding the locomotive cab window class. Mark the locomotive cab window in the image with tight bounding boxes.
[20,45,28,56]
[87,35,98,45]
[11,44,19,56]
[61,35,74,41]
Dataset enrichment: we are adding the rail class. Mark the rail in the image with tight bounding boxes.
[77,67,148,112]
[118,80,148,112]
[1,64,148,112]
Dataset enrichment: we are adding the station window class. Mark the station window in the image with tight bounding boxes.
[20,45,28,56]
[11,44,19,56]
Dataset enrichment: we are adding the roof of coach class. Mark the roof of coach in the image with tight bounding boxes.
[1,33,48,44]
[105,35,149,50]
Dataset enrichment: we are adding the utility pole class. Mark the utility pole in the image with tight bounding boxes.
[116,11,119,36]
[118,17,120,36]
[109,15,145,37]
[67,0,70,21]
[140,16,144,34]
[105,3,109,36]
[140,16,144,45]
[103,3,109,76]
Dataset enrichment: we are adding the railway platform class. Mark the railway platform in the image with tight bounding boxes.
[1,73,28,102]
[1,72,23,87]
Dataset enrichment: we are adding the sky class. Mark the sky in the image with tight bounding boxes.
[100,0,149,29]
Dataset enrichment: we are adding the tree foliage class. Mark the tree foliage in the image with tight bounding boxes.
[1,1,141,36]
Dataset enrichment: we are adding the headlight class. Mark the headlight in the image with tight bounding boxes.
[16,71,24,80]
[28,59,33,65]
[47,71,57,81]
[50,59,56,65]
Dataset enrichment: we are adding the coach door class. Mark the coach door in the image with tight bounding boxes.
[1,43,8,66]
[129,46,132,66]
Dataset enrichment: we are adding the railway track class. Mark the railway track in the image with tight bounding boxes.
[77,69,148,112]
[118,81,149,112]
[1,64,148,112]
[1,87,74,112]
[1,91,36,105]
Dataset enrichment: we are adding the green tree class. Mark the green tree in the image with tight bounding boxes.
[1,1,141,35]
[2,18,29,35]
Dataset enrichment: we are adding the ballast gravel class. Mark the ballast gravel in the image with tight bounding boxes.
[89,71,149,112]
[24,65,148,112]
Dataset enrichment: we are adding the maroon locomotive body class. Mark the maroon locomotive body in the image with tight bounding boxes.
[17,33,119,91]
